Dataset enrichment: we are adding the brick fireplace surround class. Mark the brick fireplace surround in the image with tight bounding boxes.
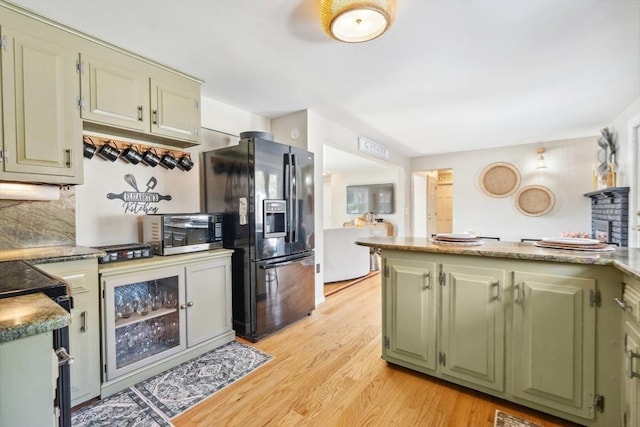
[583,186,630,247]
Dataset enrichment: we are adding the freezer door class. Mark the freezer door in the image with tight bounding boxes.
[286,147,315,254]
[252,253,315,340]
[252,138,289,259]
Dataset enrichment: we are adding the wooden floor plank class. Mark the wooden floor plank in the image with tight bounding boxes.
[173,274,577,427]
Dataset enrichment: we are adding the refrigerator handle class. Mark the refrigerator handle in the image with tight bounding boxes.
[291,154,298,243]
[284,154,294,243]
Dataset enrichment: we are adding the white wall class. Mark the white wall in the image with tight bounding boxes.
[328,168,404,232]
[76,96,271,247]
[411,137,596,242]
[412,172,427,238]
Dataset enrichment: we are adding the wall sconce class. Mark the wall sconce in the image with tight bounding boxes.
[536,148,547,169]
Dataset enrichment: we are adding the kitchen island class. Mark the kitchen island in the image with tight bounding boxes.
[356,237,637,427]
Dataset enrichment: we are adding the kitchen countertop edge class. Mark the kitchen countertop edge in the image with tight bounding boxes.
[357,237,640,280]
[0,293,70,344]
[0,245,106,264]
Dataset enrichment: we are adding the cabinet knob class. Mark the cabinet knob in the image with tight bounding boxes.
[180,304,187,310]
[187,301,194,307]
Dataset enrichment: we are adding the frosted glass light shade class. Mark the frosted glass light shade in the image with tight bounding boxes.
[321,0,397,43]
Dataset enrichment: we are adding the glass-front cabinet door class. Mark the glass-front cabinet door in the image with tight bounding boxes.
[103,266,186,380]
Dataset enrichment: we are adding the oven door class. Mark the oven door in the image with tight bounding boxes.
[53,296,73,427]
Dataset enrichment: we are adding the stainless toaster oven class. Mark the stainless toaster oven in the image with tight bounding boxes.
[142,213,223,255]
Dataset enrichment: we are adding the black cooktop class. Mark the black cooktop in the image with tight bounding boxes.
[0,260,67,299]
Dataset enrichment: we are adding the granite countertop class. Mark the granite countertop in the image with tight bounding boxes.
[0,245,105,264]
[0,293,70,343]
[0,246,104,344]
[356,236,640,280]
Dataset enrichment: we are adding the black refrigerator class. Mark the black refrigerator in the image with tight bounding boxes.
[202,132,315,342]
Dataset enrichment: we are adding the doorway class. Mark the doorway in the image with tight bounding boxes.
[412,169,453,237]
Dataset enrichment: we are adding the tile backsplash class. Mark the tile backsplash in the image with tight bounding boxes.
[0,186,76,250]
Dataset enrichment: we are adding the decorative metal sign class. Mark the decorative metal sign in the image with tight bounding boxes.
[107,173,172,214]
[358,136,388,160]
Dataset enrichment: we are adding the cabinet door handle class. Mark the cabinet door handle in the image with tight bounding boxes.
[492,281,501,301]
[65,149,72,168]
[514,283,523,305]
[180,303,187,310]
[137,105,144,121]
[152,109,158,125]
[80,310,87,333]
[626,349,640,379]
[187,301,194,307]
[615,297,632,311]
[423,272,431,290]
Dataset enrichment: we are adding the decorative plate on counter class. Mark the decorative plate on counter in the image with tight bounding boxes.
[479,162,521,198]
[434,233,478,241]
[515,185,555,216]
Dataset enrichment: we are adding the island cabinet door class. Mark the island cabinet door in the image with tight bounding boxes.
[383,258,438,371]
[440,264,505,392]
[622,321,640,427]
[511,272,595,419]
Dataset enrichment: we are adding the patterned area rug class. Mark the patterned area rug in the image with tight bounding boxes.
[494,410,543,427]
[72,341,272,427]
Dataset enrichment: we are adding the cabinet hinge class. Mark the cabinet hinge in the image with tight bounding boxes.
[102,289,105,299]
[438,351,446,366]
[592,394,604,413]
[0,36,7,51]
[383,265,389,278]
[194,99,199,109]
[589,289,601,307]
[439,271,445,286]
[77,96,86,110]
[75,60,85,74]
[383,336,390,349]
[0,149,7,162]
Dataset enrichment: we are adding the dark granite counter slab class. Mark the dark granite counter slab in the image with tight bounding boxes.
[357,237,640,280]
[0,293,70,343]
[0,245,105,264]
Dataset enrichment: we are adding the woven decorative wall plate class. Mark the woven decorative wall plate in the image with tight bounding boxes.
[515,185,555,216]
[479,162,521,198]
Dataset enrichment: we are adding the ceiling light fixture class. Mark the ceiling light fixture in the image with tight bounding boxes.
[320,0,397,43]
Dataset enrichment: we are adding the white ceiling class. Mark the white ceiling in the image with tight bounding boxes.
[9,0,640,159]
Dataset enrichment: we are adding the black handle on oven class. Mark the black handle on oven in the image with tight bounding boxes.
[55,347,75,367]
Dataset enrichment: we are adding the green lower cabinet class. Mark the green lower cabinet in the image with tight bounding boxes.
[384,258,437,371]
[511,271,596,419]
[622,320,640,427]
[381,250,621,426]
[440,264,505,392]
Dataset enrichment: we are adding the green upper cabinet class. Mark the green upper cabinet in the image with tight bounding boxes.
[0,24,83,184]
[511,271,596,420]
[440,264,505,392]
[79,45,201,146]
[150,77,201,143]
[79,50,150,133]
[384,257,438,371]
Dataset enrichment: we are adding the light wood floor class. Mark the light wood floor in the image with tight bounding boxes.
[173,274,578,427]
